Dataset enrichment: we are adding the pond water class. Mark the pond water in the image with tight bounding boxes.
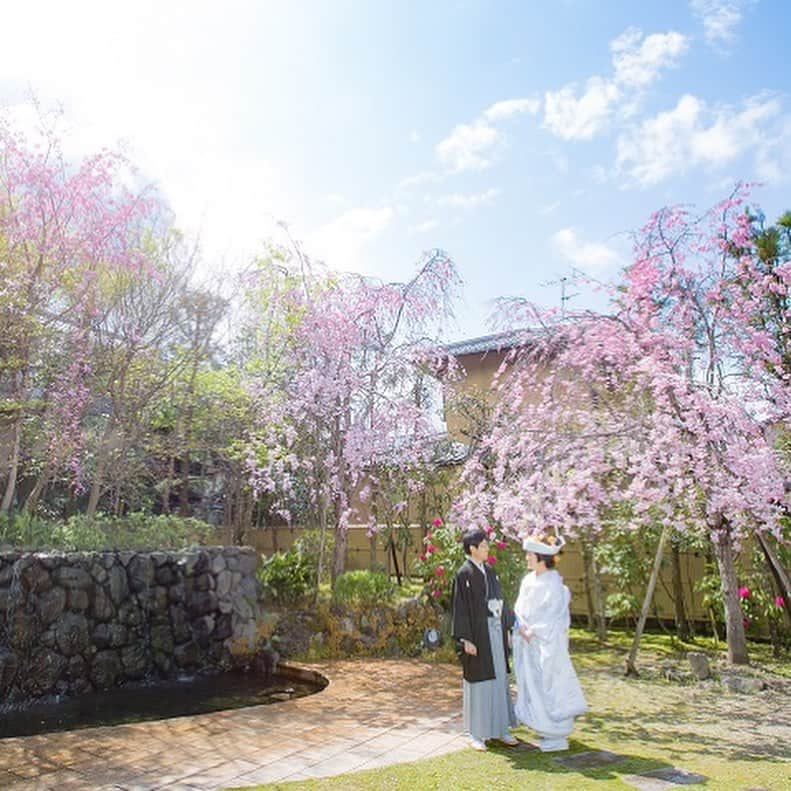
[0,667,327,739]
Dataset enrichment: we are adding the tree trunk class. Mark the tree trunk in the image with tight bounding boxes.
[0,413,22,513]
[86,418,116,517]
[22,460,53,514]
[161,455,175,514]
[178,451,191,516]
[331,521,348,586]
[755,532,791,627]
[707,606,721,643]
[580,537,596,630]
[242,490,254,544]
[232,480,249,545]
[370,482,379,571]
[314,488,329,602]
[388,536,402,586]
[711,522,749,665]
[671,539,691,641]
[625,525,669,676]
[590,547,607,641]
[329,399,351,587]
[112,486,123,516]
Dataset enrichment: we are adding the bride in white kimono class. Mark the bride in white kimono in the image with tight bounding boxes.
[512,533,587,751]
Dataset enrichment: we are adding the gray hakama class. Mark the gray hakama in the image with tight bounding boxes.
[463,615,516,741]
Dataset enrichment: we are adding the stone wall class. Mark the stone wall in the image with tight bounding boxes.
[0,547,260,705]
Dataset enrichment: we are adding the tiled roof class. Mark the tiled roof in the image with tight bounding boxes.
[444,329,526,357]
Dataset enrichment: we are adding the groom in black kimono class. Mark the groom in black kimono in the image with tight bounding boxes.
[451,528,517,751]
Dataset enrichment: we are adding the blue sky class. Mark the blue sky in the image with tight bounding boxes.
[1,0,789,341]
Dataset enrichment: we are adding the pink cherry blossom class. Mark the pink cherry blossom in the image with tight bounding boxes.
[452,186,789,666]
[246,240,460,581]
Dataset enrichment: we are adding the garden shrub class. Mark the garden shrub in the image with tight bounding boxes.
[258,539,317,606]
[0,511,57,549]
[413,520,525,610]
[288,528,335,586]
[0,510,215,551]
[332,569,394,608]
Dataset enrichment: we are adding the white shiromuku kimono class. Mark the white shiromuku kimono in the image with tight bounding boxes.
[512,568,587,751]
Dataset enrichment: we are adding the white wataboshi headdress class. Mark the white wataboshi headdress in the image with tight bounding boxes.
[521,533,565,555]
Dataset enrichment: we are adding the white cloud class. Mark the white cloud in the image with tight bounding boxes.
[551,228,623,273]
[436,188,501,209]
[307,207,395,269]
[483,98,541,122]
[543,28,688,141]
[435,120,500,172]
[544,77,621,141]
[616,93,782,186]
[434,95,539,174]
[690,0,753,48]
[611,29,689,88]
[412,219,439,233]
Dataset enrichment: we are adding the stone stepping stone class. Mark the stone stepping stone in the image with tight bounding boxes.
[553,750,625,769]
[622,767,707,789]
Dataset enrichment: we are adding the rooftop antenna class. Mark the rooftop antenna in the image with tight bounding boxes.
[539,271,581,318]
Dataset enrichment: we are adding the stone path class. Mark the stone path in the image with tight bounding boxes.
[554,751,708,788]
[0,659,733,790]
[0,660,468,790]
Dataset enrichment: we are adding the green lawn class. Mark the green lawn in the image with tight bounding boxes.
[235,629,791,790]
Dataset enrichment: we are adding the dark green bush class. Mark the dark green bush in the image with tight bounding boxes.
[0,511,215,551]
[257,540,317,606]
[332,569,395,608]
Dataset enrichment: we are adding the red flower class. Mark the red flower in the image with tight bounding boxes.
[435,566,445,576]
[485,525,495,536]
[775,595,785,608]
[487,555,496,565]
[432,517,443,527]
[495,540,506,550]
[426,544,436,554]
[432,589,442,598]
[419,553,426,562]
[738,586,750,599]
[742,617,750,628]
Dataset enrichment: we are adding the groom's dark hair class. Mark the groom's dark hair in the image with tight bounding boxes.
[462,529,488,555]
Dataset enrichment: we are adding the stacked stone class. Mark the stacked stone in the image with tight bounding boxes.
[0,547,259,705]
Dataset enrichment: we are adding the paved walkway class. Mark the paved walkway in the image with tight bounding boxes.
[0,660,471,790]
